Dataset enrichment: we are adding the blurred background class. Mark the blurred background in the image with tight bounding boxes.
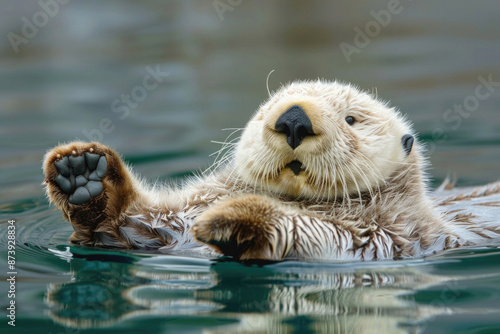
[1,2,500,333]
[1,0,499,205]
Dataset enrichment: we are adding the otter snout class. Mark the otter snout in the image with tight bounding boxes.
[275,105,315,149]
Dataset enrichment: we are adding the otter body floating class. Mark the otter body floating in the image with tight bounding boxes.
[42,80,500,261]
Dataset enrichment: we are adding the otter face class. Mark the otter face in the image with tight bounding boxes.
[234,80,414,200]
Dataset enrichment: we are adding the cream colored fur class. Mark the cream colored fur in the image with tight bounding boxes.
[235,80,410,201]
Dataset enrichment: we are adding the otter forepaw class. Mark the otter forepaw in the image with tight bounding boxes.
[191,195,291,261]
[44,143,113,207]
[52,149,106,205]
[43,142,138,243]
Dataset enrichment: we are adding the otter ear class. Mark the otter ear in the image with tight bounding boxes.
[401,134,414,156]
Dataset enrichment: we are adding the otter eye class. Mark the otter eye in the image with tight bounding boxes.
[345,116,355,125]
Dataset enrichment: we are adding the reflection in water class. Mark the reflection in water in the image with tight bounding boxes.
[45,247,487,333]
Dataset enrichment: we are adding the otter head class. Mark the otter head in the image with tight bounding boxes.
[234,80,417,200]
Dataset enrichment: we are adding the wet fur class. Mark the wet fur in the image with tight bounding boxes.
[42,80,500,261]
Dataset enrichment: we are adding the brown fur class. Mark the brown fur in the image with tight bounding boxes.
[43,142,140,248]
[193,195,291,260]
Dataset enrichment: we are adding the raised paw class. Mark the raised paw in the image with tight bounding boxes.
[53,149,106,204]
[191,195,292,261]
[43,142,139,244]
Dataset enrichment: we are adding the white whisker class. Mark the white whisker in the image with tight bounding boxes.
[266,69,276,98]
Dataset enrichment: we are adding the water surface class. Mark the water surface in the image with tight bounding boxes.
[1,1,500,333]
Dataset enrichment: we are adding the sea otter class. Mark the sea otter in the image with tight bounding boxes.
[42,80,500,261]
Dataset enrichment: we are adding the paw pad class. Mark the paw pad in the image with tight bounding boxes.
[54,151,107,205]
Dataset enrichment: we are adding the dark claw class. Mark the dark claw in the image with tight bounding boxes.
[55,174,72,193]
[69,155,86,175]
[55,156,70,177]
[85,153,100,170]
[96,156,107,178]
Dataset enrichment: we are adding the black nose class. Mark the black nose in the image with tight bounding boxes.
[275,105,315,149]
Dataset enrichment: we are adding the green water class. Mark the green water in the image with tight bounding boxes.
[1,1,500,333]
